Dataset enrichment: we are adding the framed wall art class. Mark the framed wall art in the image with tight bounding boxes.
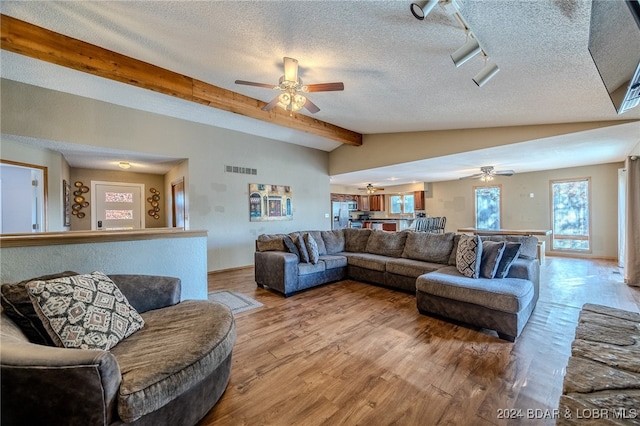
[249,183,292,222]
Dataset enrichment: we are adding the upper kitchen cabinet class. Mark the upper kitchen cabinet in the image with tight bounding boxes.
[369,194,385,211]
[414,191,425,210]
[356,195,370,211]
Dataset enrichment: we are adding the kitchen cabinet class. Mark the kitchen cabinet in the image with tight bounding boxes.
[369,194,385,211]
[331,193,357,202]
[357,195,370,211]
[414,191,425,210]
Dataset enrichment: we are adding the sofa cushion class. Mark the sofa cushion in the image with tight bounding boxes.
[365,230,408,258]
[480,241,506,279]
[456,234,482,278]
[256,234,286,252]
[26,271,145,351]
[321,230,345,254]
[344,228,372,252]
[495,242,522,278]
[110,300,236,423]
[385,258,443,278]
[304,233,320,264]
[417,266,534,314]
[306,231,327,256]
[481,235,538,260]
[345,253,389,272]
[402,232,455,264]
[298,261,326,276]
[319,255,348,270]
[0,271,78,345]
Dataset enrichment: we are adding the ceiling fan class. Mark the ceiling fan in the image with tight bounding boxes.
[460,166,515,181]
[358,183,385,194]
[235,57,344,114]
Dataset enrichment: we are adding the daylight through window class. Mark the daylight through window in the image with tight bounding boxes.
[551,178,590,251]
[475,186,501,229]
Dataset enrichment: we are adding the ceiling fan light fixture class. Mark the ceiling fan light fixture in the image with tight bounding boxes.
[411,0,439,20]
[278,92,306,112]
[451,34,481,67]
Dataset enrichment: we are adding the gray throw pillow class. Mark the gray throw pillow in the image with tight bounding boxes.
[448,234,462,265]
[306,231,327,256]
[480,241,506,279]
[282,235,300,259]
[292,233,310,263]
[495,242,522,278]
[304,233,320,264]
[456,234,482,278]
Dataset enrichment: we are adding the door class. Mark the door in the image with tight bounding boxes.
[0,161,46,233]
[172,178,185,228]
[91,181,145,230]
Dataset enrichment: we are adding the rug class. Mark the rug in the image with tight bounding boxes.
[208,290,263,314]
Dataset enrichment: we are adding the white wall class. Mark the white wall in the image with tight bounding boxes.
[425,163,622,259]
[1,79,331,271]
[0,165,32,233]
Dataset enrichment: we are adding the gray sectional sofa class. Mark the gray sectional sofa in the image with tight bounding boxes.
[255,228,539,341]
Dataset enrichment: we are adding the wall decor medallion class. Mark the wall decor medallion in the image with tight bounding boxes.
[71,181,89,219]
[63,180,71,226]
[147,188,160,219]
[249,183,292,222]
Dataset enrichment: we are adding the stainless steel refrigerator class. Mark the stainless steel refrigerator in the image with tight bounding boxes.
[332,202,350,230]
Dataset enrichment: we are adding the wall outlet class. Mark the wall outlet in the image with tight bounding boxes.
[325,213,330,218]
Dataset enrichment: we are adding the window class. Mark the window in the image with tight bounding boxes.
[389,194,414,214]
[551,178,590,251]
[474,186,501,229]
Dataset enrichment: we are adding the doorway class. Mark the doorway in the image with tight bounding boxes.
[172,177,186,228]
[0,160,47,233]
[91,181,145,230]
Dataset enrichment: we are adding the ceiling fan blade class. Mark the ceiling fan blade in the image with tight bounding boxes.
[261,95,280,111]
[305,82,345,92]
[283,57,299,82]
[494,170,515,176]
[303,98,320,114]
[235,80,276,89]
[459,173,485,180]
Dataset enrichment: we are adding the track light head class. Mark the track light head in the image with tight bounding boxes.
[451,35,481,67]
[411,0,439,20]
[473,60,500,87]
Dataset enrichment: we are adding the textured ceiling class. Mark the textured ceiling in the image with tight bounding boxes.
[1,0,639,185]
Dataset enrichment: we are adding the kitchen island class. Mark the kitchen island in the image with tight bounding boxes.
[362,218,414,231]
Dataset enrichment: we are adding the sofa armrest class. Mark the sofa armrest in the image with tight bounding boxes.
[507,258,540,302]
[109,274,181,313]
[1,341,121,426]
[254,251,299,295]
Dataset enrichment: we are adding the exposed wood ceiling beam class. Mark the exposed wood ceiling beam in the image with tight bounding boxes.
[0,14,362,147]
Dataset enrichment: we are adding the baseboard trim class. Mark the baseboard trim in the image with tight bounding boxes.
[546,252,617,261]
[208,265,254,275]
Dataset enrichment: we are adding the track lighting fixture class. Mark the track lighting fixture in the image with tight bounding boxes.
[473,54,500,87]
[410,1,501,86]
[451,33,481,67]
[410,0,439,20]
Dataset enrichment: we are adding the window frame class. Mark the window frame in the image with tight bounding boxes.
[549,177,592,253]
[388,193,415,215]
[473,184,502,230]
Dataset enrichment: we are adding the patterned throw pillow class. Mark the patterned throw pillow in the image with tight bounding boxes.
[26,271,145,351]
[304,233,320,265]
[456,234,482,278]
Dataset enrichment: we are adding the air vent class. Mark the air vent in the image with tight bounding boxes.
[225,165,257,175]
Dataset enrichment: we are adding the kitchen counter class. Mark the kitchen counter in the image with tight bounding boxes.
[362,218,414,231]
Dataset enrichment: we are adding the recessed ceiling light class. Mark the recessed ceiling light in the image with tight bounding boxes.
[118,161,131,169]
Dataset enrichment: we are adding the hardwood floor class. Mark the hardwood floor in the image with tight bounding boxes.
[199,257,640,426]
